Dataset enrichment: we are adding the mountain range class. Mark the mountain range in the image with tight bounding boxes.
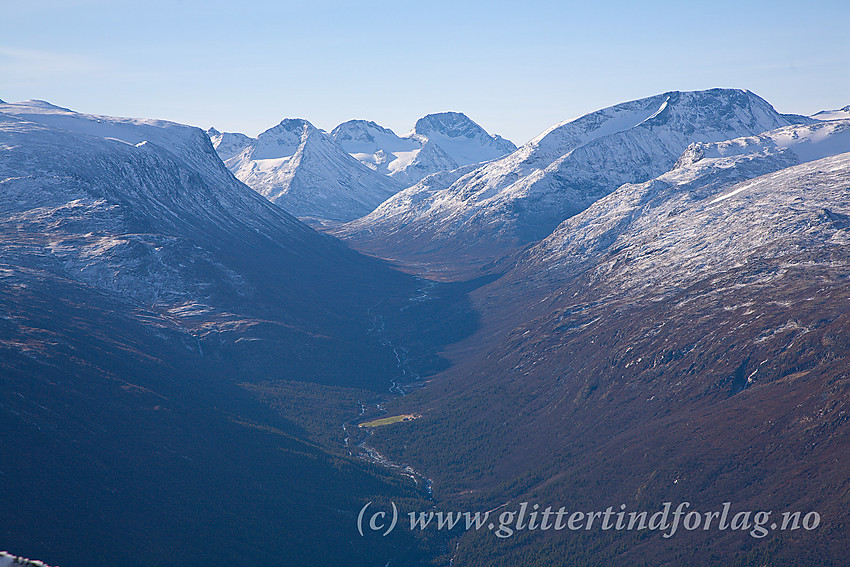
[209,118,402,224]
[209,112,515,224]
[331,112,515,184]
[334,89,813,276]
[2,91,849,567]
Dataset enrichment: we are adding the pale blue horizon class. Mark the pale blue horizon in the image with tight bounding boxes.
[1,0,848,145]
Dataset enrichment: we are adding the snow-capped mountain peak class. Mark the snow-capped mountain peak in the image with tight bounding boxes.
[335,88,814,273]
[0,99,324,306]
[411,111,517,167]
[327,113,517,187]
[413,111,490,139]
[330,119,421,176]
[251,118,316,160]
[220,117,402,223]
[519,119,850,296]
[207,127,254,161]
[522,89,808,167]
[331,119,414,153]
[0,99,237,186]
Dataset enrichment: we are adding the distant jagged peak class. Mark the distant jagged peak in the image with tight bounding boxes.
[387,138,460,186]
[412,111,515,149]
[407,111,516,169]
[206,127,255,161]
[250,118,323,160]
[415,138,458,162]
[261,117,317,141]
[413,111,489,139]
[206,126,252,142]
[216,114,402,222]
[330,119,420,156]
[331,119,399,143]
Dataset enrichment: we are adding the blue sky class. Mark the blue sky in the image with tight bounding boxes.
[1,0,848,144]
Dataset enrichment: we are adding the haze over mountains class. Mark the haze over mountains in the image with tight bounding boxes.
[2,90,849,567]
